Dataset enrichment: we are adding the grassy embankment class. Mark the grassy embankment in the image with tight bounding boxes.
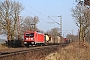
[0,42,90,60]
[45,42,90,60]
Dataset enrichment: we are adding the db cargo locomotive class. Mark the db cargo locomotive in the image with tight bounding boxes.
[64,38,70,44]
[24,31,45,46]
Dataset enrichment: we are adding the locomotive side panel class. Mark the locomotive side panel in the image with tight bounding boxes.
[36,33,44,43]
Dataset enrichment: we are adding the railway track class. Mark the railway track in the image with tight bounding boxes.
[0,43,69,60]
[0,45,60,57]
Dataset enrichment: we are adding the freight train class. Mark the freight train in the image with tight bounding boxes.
[6,31,70,47]
[23,31,61,47]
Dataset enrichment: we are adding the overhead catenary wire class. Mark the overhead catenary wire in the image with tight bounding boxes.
[19,0,59,25]
[24,8,52,24]
[16,0,59,32]
[22,7,57,31]
[24,9,53,30]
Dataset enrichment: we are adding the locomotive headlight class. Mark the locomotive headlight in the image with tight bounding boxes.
[31,38,34,40]
[24,42,27,44]
[26,38,28,40]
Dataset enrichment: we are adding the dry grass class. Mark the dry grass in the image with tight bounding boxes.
[45,42,90,60]
[0,44,8,49]
[0,42,90,60]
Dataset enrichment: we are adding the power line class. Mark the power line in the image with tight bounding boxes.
[24,9,35,16]
[24,8,50,24]
[19,0,59,30]
[48,16,60,25]
[23,8,56,31]
[19,0,50,23]
[19,0,59,25]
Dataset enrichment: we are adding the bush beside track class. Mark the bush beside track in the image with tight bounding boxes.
[5,39,24,47]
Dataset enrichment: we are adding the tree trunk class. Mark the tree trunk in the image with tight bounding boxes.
[5,17,11,40]
[83,30,86,44]
[7,21,11,40]
[79,22,83,45]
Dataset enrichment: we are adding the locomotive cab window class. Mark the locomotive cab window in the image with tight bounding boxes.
[25,33,34,37]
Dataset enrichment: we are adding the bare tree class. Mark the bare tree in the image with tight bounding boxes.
[84,0,90,6]
[72,1,90,44]
[21,16,39,32]
[76,0,90,6]
[0,0,23,40]
[66,34,78,42]
[33,16,39,31]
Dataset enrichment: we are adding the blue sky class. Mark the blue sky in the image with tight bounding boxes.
[1,0,79,36]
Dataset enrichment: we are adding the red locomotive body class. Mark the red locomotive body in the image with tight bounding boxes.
[24,31,44,46]
[64,38,69,44]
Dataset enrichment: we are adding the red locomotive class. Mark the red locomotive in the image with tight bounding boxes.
[64,38,70,44]
[24,31,45,46]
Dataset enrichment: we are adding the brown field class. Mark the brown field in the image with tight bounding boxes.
[45,42,90,60]
[0,42,90,60]
[0,44,8,49]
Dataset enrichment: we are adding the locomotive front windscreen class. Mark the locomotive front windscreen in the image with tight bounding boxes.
[25,33,34,37]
